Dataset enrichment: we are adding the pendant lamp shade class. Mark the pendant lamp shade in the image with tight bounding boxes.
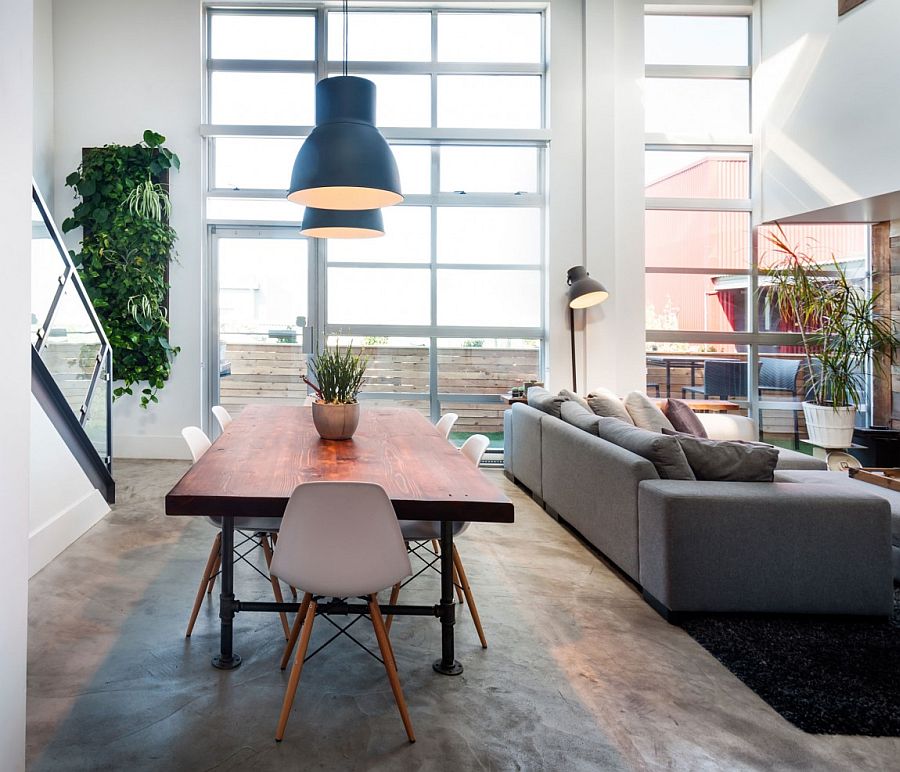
[288,76,403,210]
[299,207,384,239]
[567,266,609,309]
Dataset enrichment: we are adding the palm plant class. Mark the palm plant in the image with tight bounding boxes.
[765,227,899,409]
[304,343,368,404]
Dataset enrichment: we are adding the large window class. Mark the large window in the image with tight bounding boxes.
[204,7,548,447]
[644,5,871,449]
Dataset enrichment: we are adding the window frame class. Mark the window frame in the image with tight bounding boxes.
[203,4,549,439]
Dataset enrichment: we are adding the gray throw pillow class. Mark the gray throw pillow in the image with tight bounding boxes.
[559,388,591,412]
[527,386,568,419]
[595,417,695,480]
[665,398,708,438]
[586,387,634,424]
[662,430,778,482]
[623,391,675,433]
[560,400,601,435]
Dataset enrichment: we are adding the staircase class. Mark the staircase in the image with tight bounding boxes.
[30,183,114,503]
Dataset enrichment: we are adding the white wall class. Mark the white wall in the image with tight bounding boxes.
[53,0,202,459]
[28,397,109,577]
[33,0,54,207]
[0,0,33,765]
[548,0,646,395]
[758,0,900,222]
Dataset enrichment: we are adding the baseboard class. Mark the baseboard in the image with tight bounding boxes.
[29,490,110,577]
[114,433,192,460]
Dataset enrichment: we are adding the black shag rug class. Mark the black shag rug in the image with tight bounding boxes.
[679,588,900,736]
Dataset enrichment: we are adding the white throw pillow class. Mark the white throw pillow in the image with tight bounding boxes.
[586,387,634,425]
[623,390,675,433]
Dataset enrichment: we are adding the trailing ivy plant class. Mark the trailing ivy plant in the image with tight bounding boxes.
[63,130,180,408]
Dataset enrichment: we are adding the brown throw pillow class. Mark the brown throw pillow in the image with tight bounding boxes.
[662,430,778,482]
[559,388,591,412]
[665,399,708,438]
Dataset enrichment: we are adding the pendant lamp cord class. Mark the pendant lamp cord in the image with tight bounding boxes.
[342,0,349,77]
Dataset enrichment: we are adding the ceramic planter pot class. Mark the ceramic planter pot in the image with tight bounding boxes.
[311,401,360,440]
[802,401,856,448]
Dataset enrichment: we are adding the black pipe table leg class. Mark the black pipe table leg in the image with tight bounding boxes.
[433,519,462,676]
[212,515,242,670]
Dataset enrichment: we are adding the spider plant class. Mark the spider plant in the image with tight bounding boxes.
[303,343,368,404]
[764,227,899,409]
[123,172,172,222]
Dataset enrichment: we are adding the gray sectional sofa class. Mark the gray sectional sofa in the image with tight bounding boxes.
[504,402,895,619]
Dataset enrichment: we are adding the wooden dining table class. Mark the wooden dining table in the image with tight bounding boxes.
[165,405,514,675]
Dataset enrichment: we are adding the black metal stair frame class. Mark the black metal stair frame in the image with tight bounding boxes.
[30,182,115,504]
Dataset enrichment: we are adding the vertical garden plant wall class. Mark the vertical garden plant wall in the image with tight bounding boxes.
[63,130,180,409]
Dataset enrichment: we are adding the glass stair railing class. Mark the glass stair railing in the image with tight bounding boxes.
[31,182,114,502]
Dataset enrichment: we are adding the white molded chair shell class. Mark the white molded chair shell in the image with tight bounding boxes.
[460,434,490,467]
[435,413,458,440]
[212,405,233,432]
[271,482,411,598]
[181,426,281,533]
[182,426,211,464]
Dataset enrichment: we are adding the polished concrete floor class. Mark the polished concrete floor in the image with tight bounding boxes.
[26,460,900,771]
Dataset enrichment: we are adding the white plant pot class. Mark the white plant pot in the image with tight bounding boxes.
[311,401,360,440]
[802,402,856,448]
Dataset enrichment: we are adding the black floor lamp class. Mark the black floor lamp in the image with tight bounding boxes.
[567,266,609,392]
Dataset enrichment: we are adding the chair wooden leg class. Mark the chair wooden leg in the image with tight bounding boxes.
[275,598,317,742]
[206,553,221,595]
[384,582,401,634]
[271,533,298,597]
[260,533,290,640]
[369,595,415,743]
[432,538,463,602]
[186,532,222,638]
[452,546,487,649]
[281,592,312,670]
[452,562,465,604]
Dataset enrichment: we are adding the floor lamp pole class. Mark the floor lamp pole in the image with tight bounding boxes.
[570,306,577,392]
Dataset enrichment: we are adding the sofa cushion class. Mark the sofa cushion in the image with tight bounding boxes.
[596,417,695,480]
[664,432,778,482]
[586,387,634,424]
[560,400,601,435]
[527,386,568,419]
[559,388,591,412]
[665,399,708,438]
[624,391,675,433]
[775,447,827,471]
[775,469,900,549]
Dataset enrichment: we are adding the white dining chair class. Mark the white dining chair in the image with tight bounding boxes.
[212,405,232,432]
[271,482,415,743]
[386,434,490,649]
[181,426,291,639]
[434,412,458,441]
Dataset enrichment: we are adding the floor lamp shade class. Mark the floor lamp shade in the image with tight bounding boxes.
[288,76,403,210]
[567,266,609,309]
[299,207,385,239]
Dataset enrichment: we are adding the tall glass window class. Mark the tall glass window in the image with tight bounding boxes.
[205,8,547,449]
[644,6,870,451]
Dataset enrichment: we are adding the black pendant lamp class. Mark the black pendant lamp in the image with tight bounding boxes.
[287,1,402,211]
[299,206,384,239]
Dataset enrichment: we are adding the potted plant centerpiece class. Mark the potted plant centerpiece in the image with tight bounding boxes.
[766,228,899,447]
[303,343,368,440]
